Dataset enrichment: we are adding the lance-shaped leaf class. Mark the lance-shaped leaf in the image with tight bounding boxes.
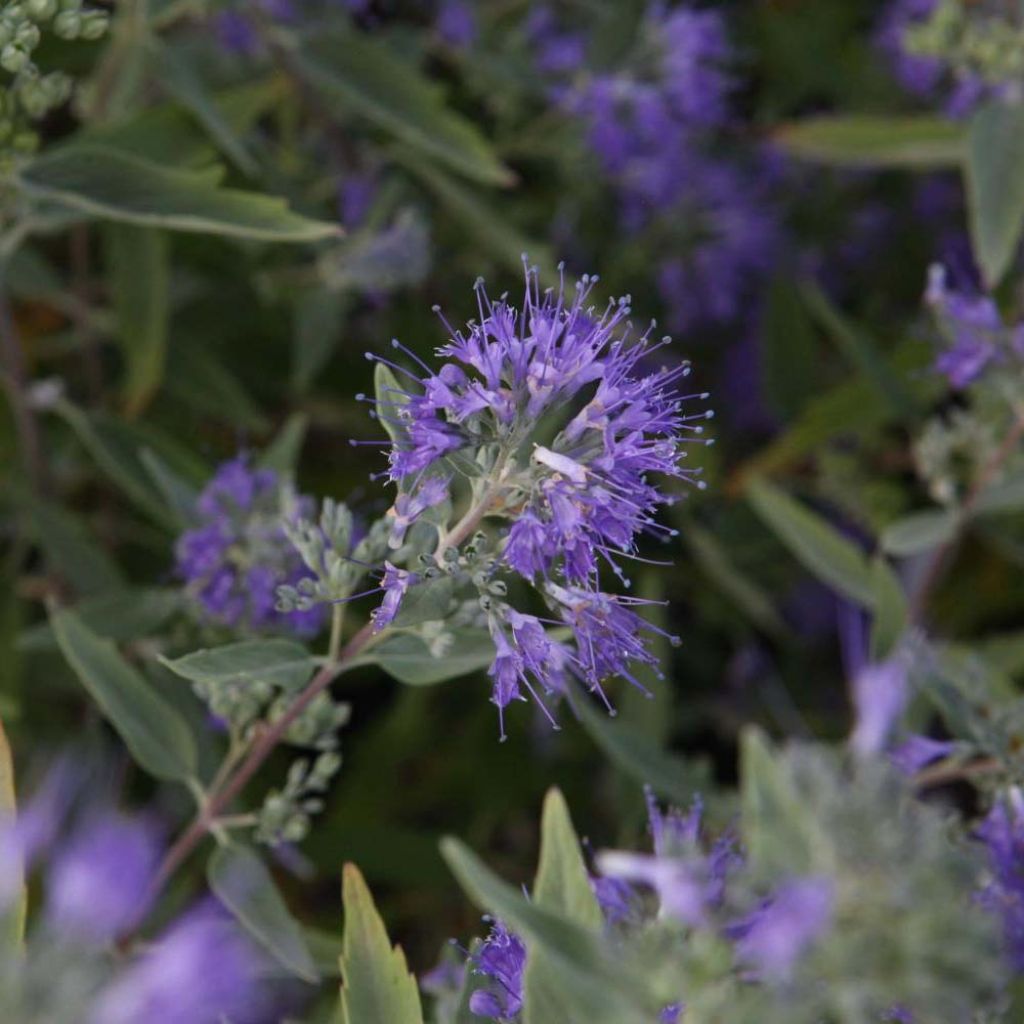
[746,478,875,607]
[523,790,603,1024]
[259,414,309,474]
[338,863,425,1024]
[881,509,959,557]
[776,114,964,168]
[160,639,315,692]
[209,844,319,983]
[965,101,1024,288]
[361,627,496,686]
[18,145,340,242]
[50,607,197,782]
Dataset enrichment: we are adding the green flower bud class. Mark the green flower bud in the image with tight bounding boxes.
[0,45,30,74]
[80,10,107,40]
[24,0,56,22]
[52,9,80,38]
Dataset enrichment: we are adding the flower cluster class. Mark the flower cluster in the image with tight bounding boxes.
[978,789,1024,972]
[548,4,785,335]
[175,454,328,636]
[924,264,1024,387]
[367,264,711,737]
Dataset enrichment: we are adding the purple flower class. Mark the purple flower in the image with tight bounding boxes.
[213,11,259,54]
[590,874,635,924]
[387,476,449,549]
[90,903,265,1024]
[925,264,1011,387]
[467,919,526,1020]
[850,656,910,758]
[436,0,477,48]
[371,562,419,631]
[731,876,834,981]
[46,812,161,941]
[365,265,707,735]
[596,848,708,924]
[890,735,956,777]
[660,1004,685,1024]
[175,454,327,636]
[339,174,377,229]
[977,790,1024,971]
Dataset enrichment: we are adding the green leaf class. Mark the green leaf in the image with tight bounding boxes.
[104,225,170,417]
[761,276,818,420]
[389,577,455,630]
[154,45,259,176]
[776,115,964,168]
[160,639,314,692]
[965,101,1024,288]
[18,145,340,242]
[259,414,309,474]
[374,361,409,450]
[17,494,124,595]
[572,686,708,807]
[18,588,180,652]
[82,78,285,168]
[869,556,909,661]
[363,627,495,686]
[138,448,200,530]
[297,31,513,187]
[338,862,425,1024]
[746,478,875,607]
[524,791,604,1024]
[683,524,789,640]
[801,282,915,417]
[208,844,319,983]
[50,607,197,782]
[881,508,959,557]
[441,838,656,1024]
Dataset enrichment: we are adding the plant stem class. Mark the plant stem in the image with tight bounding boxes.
[910,409,1024,624]
[144,619,377,905]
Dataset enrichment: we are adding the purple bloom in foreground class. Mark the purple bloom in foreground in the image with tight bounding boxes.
[468,919,526,1020]
[660,1003,685,1024]
[731,877,835,981]
[175,454,327,636]
[850,656,910,758]
[371,562,419,632]
[90,903,265,1024]
[46,812,161,941]
[977,790,1024,971]
[890,735,955,777]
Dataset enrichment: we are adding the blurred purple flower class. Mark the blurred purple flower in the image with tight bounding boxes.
[339,174,377,229]
[977,790,1024,971]
[46,812,161,941]
[90,903,265,1024]
[175,454,327,636]
[730,876,834,981]
[850,656,910,758]
[436,0,477,48]
[890,735,955,777]
[213,11,259,55]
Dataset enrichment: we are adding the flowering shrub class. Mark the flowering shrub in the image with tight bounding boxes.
[3,1,1024,1022]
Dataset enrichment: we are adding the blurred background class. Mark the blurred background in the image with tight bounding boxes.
[2,0,1011,975]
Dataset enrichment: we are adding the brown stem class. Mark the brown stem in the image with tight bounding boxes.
[909,410,1024,624]
[146,620,377,901]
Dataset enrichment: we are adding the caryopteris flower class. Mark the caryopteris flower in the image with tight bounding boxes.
[175,453,327,636]
[977,789,1024,972]
[467,918,526,1020]
[364,262,711,737]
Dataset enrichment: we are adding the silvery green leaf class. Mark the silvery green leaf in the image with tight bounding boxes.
[390,576,456,630]
[51,608,197,782]
[160,639,315,692]
[209,844,319,983]
[881,509,959,557]
[364,627,494,686]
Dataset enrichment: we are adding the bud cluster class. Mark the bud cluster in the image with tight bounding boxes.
[0,0,108,154]
[256,750,343,845]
